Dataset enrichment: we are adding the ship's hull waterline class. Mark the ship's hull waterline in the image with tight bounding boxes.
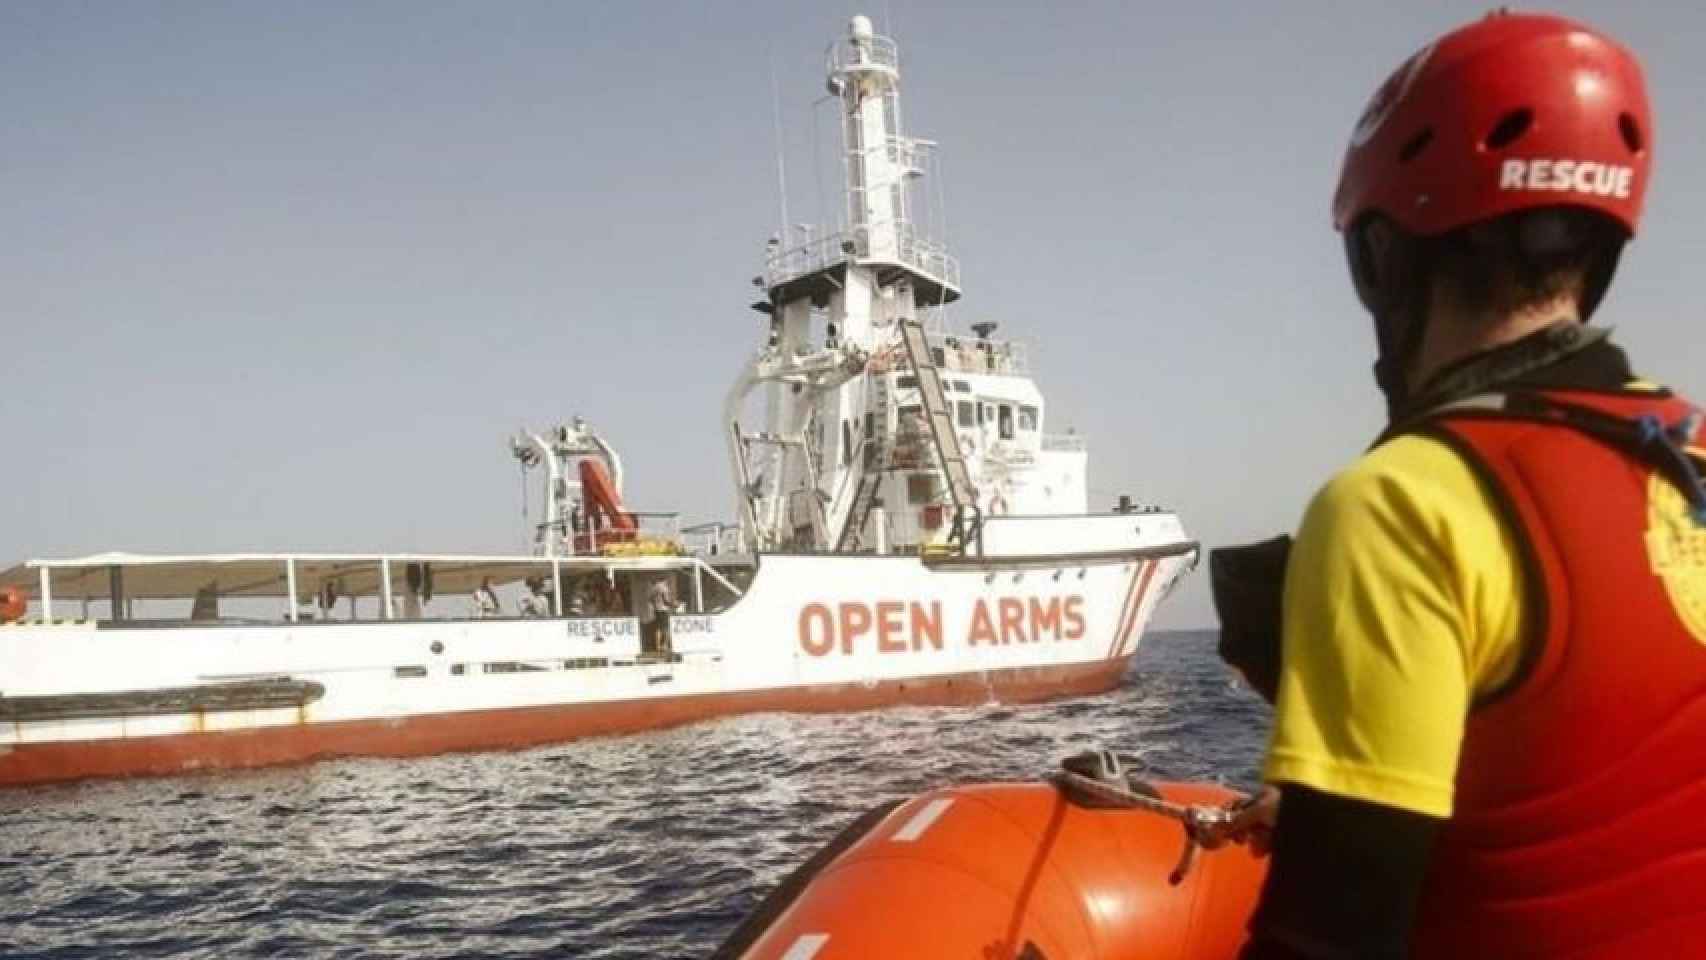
[0,549,1191,788]
[0,659,1131,787]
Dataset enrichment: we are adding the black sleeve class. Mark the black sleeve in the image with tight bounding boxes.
[1237,784,1444,960]
[1209,535,1293,703]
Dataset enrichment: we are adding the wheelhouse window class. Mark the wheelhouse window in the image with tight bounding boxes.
[1018,405,1039,432]
[998,404,1015,440]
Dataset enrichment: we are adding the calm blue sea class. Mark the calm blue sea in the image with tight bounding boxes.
[0,630,1270,959]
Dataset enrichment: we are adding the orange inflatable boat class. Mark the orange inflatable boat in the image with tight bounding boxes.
[716,754,1267,959]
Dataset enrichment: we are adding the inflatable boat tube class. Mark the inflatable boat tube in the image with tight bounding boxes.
[716,779,1267,959]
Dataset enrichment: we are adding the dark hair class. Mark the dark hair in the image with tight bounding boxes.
[1433,208,1627,319]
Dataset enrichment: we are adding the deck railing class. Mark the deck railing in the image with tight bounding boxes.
[682,524,748,558]
[763,220,959,293]
[924,332,1028,376]
[537,510,683,558]
[828,34,900,76]
[866,333,1029,378]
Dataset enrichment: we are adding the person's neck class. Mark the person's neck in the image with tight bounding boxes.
[1406,293,1581,395]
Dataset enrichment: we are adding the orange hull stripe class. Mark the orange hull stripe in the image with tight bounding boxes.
[1115,559,1161,657]
[1105,561,1146,659]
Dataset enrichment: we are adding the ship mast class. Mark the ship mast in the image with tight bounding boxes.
[724,15,960,553]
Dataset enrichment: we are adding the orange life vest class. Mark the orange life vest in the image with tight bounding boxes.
[1409,388,1706,958]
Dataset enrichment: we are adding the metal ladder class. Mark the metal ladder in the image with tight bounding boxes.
[835,376,890,551]
[897,320,979,546]
[835,473,882,551]
[797,408,831,548]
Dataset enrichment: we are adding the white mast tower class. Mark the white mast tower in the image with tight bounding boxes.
[725,15,966,554]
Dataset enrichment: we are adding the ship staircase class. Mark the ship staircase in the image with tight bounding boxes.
[898,319,982,552]
[835,376,890,551]
[791,409,833,549]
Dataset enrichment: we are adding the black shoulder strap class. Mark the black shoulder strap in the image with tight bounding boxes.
[1384,390,1706,526]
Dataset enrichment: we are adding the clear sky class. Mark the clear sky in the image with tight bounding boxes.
[3,1,1702,628]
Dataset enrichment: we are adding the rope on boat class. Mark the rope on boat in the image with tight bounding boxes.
[1051,751,1241,885]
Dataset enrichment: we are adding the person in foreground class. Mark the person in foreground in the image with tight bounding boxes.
[1215,11,1706,959]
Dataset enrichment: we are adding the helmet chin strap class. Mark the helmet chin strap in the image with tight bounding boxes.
[1372,313,1430,422]
[1347,217,1439,422]
[1577,236,1625,322]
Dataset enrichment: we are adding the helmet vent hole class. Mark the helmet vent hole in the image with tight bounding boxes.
[1397,127,1434,164]
[1619,112,1645,153]
[1484,108,1534,150]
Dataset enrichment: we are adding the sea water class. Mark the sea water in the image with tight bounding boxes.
[0,630,1269,959]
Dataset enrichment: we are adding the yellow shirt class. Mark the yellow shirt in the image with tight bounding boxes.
[1262,433,1527,818]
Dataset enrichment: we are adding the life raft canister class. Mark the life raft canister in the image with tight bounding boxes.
[0,586,25,623]
[716,780,1266,959]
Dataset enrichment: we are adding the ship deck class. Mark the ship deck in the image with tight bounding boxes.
[0,549,744,624]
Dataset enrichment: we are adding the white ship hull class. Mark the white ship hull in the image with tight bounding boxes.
[0,522,1192,787]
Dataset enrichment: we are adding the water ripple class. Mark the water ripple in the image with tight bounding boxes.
[0,630,1268,959]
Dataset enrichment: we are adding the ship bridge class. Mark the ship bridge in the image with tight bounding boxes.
[727,16,1089,558]
[759,218,961,311]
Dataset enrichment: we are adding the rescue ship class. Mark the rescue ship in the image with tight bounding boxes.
[0,15,1196,788]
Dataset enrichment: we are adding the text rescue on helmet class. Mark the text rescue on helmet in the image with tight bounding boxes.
[1499,158,1635,199]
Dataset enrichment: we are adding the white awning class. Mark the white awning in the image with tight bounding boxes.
[0,551,698,601]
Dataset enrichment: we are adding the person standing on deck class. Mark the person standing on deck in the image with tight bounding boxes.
[643,576,675,656]
[518,577,551,618]
[1212,11,1706,958]
[472,577,500,618]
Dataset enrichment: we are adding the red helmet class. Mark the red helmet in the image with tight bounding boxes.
[1333,11,1652,238]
